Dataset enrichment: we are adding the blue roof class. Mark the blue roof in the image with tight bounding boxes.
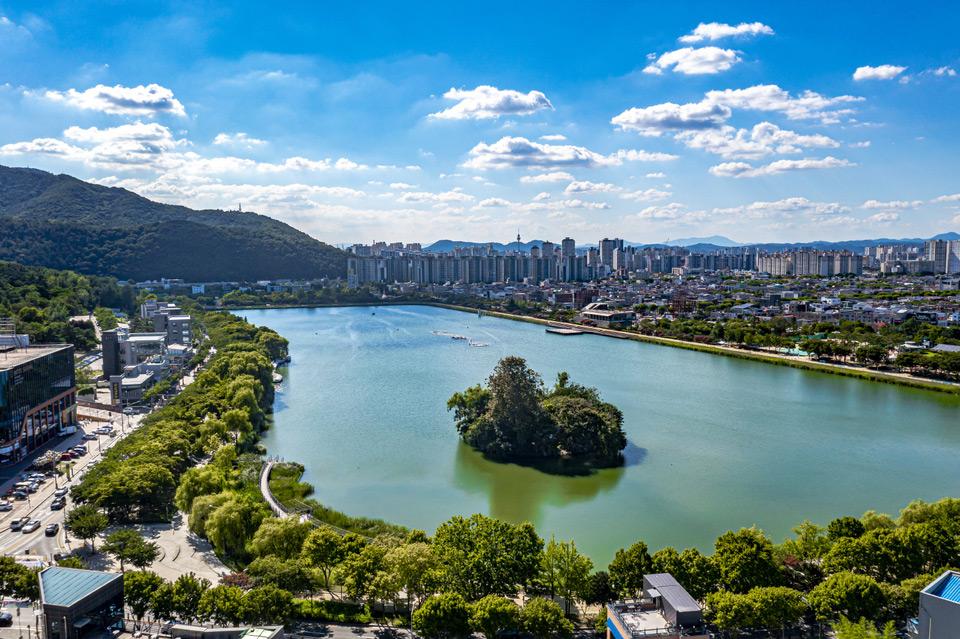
[40,567,121,607]
[930,573,960,603]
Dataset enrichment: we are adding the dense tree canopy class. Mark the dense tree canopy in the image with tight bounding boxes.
[448,357,627,466]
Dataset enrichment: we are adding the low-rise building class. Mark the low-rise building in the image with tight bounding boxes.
[39,567,124,639]
[606,573,706,639]
[916,569,960,638]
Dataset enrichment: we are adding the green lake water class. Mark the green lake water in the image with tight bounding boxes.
[240,305,960,564]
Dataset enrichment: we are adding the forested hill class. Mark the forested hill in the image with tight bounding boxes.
[0,165,346,281]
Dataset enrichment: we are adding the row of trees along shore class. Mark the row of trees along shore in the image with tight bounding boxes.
[39,294,954,637]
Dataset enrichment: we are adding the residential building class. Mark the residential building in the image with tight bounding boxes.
[0,345,76,464]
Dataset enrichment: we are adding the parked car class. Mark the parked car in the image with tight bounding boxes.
[22,519,41,533]
[72,446,87,456]
[54,488,69,498]
[25,483,39,493]
[45,523,59,537]
[0,612,12,627]
[10,516,30,531]
[12,490,28,501]
[82,433,98,441]
[0,500,12,511]
[59,452,74,461]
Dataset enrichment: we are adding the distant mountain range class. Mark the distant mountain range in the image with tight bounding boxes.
[426,233,959,255]
[0,165,346,281]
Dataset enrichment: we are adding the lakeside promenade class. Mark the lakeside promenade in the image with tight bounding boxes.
[221,301,960,395]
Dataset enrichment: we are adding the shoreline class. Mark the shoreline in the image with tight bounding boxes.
[223,300,960,396]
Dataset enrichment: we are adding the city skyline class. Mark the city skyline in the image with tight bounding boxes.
[1,2,959,244]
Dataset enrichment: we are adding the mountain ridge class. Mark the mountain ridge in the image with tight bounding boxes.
[0,165,346,281]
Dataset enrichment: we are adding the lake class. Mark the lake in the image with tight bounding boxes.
[240,304,960,564]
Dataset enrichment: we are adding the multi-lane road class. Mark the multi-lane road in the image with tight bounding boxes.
[0,409,144,561]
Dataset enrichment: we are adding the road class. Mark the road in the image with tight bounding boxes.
[0,408,146,561]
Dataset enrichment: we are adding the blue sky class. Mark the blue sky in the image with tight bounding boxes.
[1,1,959,245]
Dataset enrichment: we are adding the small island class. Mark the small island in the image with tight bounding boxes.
[447,356,628,471]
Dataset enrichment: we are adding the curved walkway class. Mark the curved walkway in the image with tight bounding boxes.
[259,460,289,518]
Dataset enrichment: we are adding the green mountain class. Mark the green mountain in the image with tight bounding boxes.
[0,165,346,281]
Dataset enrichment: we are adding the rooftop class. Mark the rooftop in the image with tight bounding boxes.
[0,344,72,371]
[39,567,121,607]
[925,570,960,603]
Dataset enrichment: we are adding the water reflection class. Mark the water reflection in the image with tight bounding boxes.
[452,443,630,525]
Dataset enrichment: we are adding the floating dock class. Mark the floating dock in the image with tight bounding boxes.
[545,327,584,335]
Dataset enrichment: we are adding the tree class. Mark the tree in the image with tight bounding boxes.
[434,514,543,600]
[204,496,268,561]
[705,590,756,631]
[103,529,159,572]
[581,571,616,606]
[412,593,472,639]
[335,540,390,602]
[151,582,176,622]
[240,584,293,625]
[249,517,312,560]
[808,572,887,623]
[198,585,245,626]
[383,542,440,616]
[124,571,164,627]
[171,573,211,623]
[64,504,109,551]
[301,526,347,592]
[470,595,521,639]
[828,516,867,541]
[748,587,807,630]
[834,616,897,639]
[676,548,719,601]
[521,598,574,639]
[714,528,782,593]
[246,556,312,594]
[608,540,652,597]
[540,537,593,613]
[0,556,40,602]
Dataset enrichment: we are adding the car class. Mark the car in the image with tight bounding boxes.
[54,488,69,498]
[44,523,59,537]
[30,474,47,483]
[0,501,12,511]
[82,433,98,440]
[0,612,12,627]
[59,452,74,461]
[22,519,41,533]
[10,516,30,531]
[72,447,87,456]
[50,498,66,511]
[12,490,28,501]
[25,483,39,493]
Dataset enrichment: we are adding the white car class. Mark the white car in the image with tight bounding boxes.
[21,519,41,533]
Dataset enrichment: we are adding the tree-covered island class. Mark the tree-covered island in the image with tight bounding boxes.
[447,356,628,470]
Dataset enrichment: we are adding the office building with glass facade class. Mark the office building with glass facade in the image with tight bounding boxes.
[0,344,76,464]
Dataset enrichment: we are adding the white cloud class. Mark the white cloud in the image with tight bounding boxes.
[714,197,850,221]
[43,83,187,117]
[645,172,666,178]
[703,84,863,124]
[679,22,774,43]
[849,141,871,148]
[397,188,474,203]
[643,46,741,75]
[621,188,672,202]
[213,132,267,148]
[476,197,512,208]
[867,212,899,223]
[709,156,855,178]
[675,122,839,159]
[389,182,417,190]
[532,192,551,201]
[463,136,673,170]
[540,134,567,141]
[429,85,553,120]
[853,65,907,81]
[520,171,574,183]
[932,193,960,203]
[932,66,957,77]
[611,100,731,136]
[636,203,688,219]
[564,180,620,194]
[861,199,922,209]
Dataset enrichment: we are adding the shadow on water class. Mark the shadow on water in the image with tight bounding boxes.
[452,442,632,525]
